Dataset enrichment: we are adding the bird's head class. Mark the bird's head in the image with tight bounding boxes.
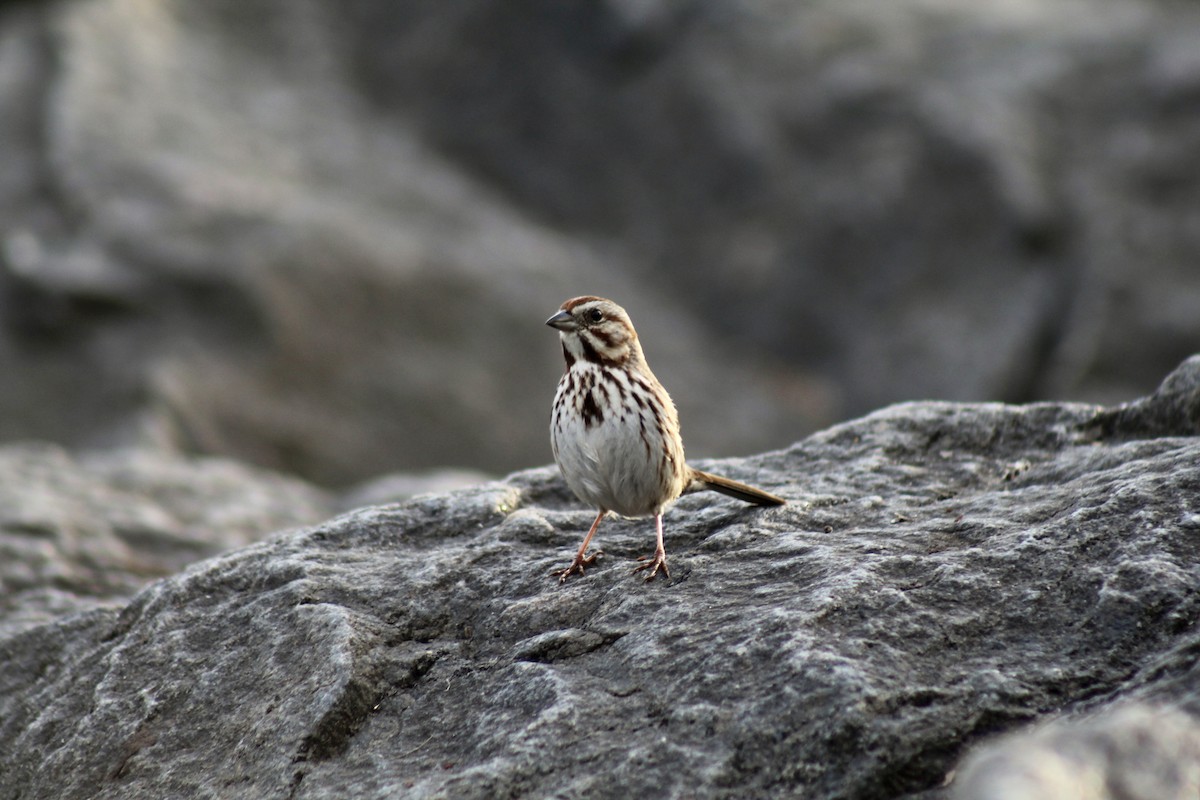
[546,296,643,368]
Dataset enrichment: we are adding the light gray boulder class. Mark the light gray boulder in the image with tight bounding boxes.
[954,704,1200,800]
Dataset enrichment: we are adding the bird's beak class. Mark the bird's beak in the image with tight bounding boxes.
[546,310,577,331]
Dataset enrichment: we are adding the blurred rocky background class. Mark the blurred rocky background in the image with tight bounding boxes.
[5,4,1200,796]
[1,0,1199,488]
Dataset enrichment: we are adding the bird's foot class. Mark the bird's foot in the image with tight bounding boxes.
[553,551,602,583]
[633,550,670,581]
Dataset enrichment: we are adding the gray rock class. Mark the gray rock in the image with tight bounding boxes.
[954,704,1200,800]
[3,0,1200,484]
[0,444,332,638]
[0,0,818,486]
[4,357,1200,799]
[1089,354,1200,439]
[338,468,495,512]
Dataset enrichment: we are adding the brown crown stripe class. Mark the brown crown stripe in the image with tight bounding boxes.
[562,296,606,311]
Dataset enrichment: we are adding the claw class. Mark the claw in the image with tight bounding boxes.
[633,551,670,581]
[553,551,602,583]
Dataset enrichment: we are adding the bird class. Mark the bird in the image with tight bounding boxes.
[546,295,785,582]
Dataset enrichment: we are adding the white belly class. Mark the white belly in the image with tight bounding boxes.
[550,364,685,517]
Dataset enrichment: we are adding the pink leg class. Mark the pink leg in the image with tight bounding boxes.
[633,513,670,580]
[554,509,606,583]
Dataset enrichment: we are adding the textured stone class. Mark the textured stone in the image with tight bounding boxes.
[3,358,1200,798]
[0,444,331,638]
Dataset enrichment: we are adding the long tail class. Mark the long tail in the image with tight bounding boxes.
[687,467,786,506]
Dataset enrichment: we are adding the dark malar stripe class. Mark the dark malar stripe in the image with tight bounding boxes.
[578,331,628,369]
[591,325,618,348]
[578,331,621,367]
[561,342,576,369]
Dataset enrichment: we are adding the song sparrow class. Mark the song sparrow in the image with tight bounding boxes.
[546,296,785,582]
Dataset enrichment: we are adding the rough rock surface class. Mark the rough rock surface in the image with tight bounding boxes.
[4,357,1200,799]
[0,444,332,639]
[3,0,1200,484]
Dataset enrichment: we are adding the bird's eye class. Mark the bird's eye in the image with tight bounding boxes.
[587,308,603,323]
